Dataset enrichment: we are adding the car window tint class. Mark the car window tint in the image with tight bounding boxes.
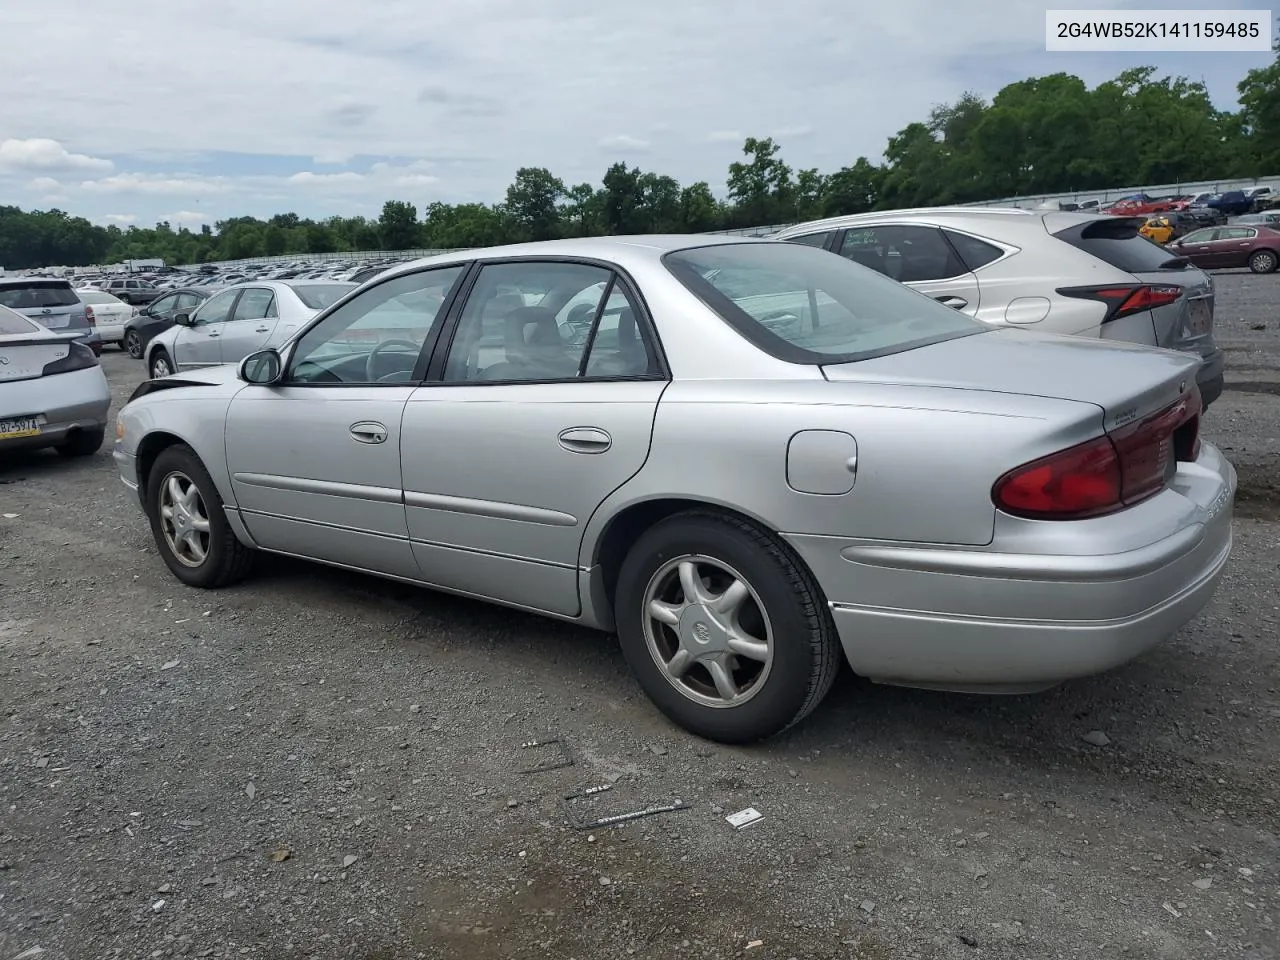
[193,290,239,326]
[287,266,464,385]
[1052,218,1184,272]
[665,241,983,363]
[231,288,275,322]
[942,230,1004,270]
[292,283,357,310]
[0,305,39,334]
[176,293,201,311]
[443,261,613,383]
[0,281,78,309]
[786,232,833,249]
[1181,229,1214,244]
[582,285,657,378]
[839,225,967,282]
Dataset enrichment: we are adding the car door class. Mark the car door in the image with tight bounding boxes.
[222,264,468,580]
[400,259,667,618]
[170,288,239,369]
[217,287,279,362]
[1173,228,1220,267]
[833,224,981,314]
[1213,227,1257,267]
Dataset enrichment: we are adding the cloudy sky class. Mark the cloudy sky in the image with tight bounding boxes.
[0,0,1271,229]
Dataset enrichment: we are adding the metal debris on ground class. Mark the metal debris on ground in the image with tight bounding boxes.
[517,737,574,774]
[562,783,688,830]
[726,807,764,829]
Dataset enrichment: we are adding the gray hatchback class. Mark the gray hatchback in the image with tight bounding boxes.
[0,278,102,355]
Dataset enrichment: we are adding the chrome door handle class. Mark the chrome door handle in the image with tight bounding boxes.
[206,331,220,337]
[558,426,611,453]
[254,326,270,332]
[350,421,388,444]
[935,296,968,309]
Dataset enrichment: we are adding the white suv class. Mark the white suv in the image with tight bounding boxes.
[774,207,1225,409]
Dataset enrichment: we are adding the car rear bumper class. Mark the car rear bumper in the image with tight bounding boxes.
[783,443,1236,693]
[0,367,111,453]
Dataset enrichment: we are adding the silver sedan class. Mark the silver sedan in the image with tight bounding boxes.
[143,279,357,378]
[1,305,111,458]
[113,236,1235,743]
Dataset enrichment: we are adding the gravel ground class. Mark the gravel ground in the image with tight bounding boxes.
[1,274,1277,960]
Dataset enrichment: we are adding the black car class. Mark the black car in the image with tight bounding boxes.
[121,286,218,359]
[1208,190,1255,217]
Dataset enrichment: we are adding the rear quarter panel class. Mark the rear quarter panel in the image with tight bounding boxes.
[581,378,1107,560]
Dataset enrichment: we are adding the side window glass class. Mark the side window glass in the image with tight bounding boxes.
[787,232,833,249]
[942,230,1004,271]
[583,285,657,378]
[287,265,464,385]
[150,294,176,316]
[837,229,891,276]
[193,290,238,326]
[443,261,611,383]
[870,225,967,282]
[231,288,275,321]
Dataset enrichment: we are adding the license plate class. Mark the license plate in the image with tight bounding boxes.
[1187,299,1212,335]
[0,416,41,440]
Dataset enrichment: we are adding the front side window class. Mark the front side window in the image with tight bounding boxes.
[192,289,239,326]
[287,266,465,385]
[664,241,984,364]
[148,294,178,316]
[1180,229,1215,244]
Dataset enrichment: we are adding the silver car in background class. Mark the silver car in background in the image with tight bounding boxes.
[774,208,1226,409]
[144,279,357,378]
[0,305,111,458]
[0,276,103,357]
[114,236,1234,743]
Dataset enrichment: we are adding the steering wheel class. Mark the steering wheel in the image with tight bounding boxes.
[366,339,421,383]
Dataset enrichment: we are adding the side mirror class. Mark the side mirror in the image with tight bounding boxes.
[173,312,191,326]
[239,349,283,385]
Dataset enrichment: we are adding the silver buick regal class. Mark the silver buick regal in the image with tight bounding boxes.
[113,236,1235,743]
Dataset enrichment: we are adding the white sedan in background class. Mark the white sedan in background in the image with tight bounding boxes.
[144,280,356,378]
[75,288,135,348]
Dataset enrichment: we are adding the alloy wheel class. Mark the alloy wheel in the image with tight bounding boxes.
[158,471,211,567]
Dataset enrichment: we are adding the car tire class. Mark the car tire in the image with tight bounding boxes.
[613,510,840,744]
[150,349,173,379]
[145,445,255,589]
[55,427,105,458]
[1249,250,1278,274]
[124,330,144,358]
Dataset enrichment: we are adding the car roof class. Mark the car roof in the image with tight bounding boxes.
[380,234,767,281]
[0,276,73,286]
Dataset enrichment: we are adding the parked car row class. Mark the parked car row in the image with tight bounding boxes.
[1061,187,1274,218]
[113,230,1235,743]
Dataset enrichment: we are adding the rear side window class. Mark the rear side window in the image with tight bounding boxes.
[0,305,40,334]
[786,232,834,249]
[0,281,79,309]
[942,230,1005,270]
[1052,218,1183,273]
[292,284,357,310]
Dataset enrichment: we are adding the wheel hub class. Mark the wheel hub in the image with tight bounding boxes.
[678,603,730,655]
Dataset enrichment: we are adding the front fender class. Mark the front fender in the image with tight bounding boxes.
[120,391,238,508]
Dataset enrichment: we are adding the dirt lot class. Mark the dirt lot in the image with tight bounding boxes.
[2,274,1277,960]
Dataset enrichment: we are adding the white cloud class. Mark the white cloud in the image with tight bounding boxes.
[81,173,232,195]
[160,210,213,227]
[598,135,651,153]
[28,176,61,192]
[0,0,1267,226]
[0,138,112,174]
[97,214,137,225]
[772,125,813,139]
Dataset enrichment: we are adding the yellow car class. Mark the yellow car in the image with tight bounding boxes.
[1140,217,1176,244]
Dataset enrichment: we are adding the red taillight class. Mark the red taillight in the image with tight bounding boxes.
[1057,284,1183,323]
[994,388,1202,520]
[84,305,96,326]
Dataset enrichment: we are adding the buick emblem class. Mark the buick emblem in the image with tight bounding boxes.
[692,622,712,644]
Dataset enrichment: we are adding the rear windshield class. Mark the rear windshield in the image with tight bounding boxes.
[76,290,121,305]
[0,281,79,309]
[292,283,357,310]
[0,305,40,335]
[663,242,985,364]
[1053,218,1186,273]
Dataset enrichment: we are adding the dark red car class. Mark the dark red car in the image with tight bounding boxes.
[1166,224,1280,273]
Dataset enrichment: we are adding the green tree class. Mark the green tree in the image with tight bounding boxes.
[262,224,287,256]
[679,182,720,231]
[726,137,794,225]
[504,167,566,240]
[1238,29,1280,175]
[378,200,419,250]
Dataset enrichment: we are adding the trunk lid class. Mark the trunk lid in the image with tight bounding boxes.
[1131,268,1216,357]
[0,331,81,382]
[820,327,1202,432]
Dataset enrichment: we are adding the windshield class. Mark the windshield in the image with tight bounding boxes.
[663,242,984,363]
[292,283,357,309]
[0,281,79,309]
